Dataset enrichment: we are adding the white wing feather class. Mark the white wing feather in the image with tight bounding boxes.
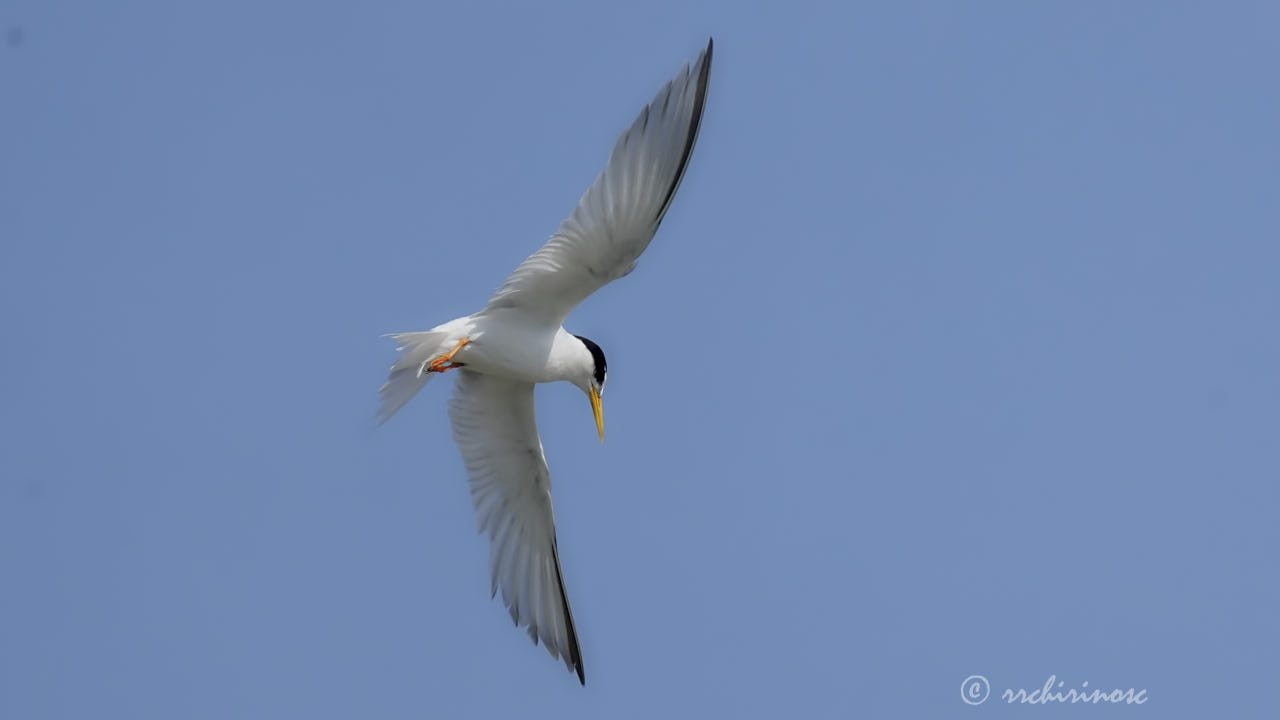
[485,39,713,325]
[448,370,585,683]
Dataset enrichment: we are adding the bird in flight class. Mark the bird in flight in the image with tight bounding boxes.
[377,39,713,684]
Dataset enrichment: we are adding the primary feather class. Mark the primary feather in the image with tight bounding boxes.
[486,40,713,325]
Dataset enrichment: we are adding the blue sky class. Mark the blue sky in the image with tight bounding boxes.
[2,1,1277,717]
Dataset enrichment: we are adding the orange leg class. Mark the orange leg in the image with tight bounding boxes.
[427,337,471,373]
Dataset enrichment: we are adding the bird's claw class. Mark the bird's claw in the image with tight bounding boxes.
[427,337,471,373]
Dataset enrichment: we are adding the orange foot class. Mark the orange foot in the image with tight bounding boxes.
[427,337,471,373]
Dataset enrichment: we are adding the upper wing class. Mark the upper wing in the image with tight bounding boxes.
[448,370,585,684]
[485,39,713,325]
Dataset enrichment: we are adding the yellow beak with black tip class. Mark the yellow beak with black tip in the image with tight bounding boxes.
[589,386,605,442]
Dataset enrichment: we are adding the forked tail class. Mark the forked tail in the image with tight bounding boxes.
[377,331,450,424]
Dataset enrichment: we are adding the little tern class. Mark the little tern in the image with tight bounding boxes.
[378,39,712,684]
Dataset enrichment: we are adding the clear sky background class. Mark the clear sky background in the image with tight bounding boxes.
[3,1,1277,717]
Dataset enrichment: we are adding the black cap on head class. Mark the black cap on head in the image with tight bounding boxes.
[573,335,607,388]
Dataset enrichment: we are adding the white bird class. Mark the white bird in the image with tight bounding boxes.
[378,39,713,684]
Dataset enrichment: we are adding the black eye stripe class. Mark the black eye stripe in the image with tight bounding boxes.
[573,335,607,387]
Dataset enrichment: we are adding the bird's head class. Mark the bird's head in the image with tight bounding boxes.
[572,335,607,442]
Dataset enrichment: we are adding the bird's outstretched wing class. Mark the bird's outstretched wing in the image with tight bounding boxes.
[485,39,713,325]
[448,370,585,684]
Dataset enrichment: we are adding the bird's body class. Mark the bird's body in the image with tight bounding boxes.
[378,39,713,685]
[430,312,590,385]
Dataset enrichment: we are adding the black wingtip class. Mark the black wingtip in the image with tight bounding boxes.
[654,37,715,224]
[551,539,587,686]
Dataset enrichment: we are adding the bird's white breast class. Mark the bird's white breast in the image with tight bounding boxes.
[441,311,583,385]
